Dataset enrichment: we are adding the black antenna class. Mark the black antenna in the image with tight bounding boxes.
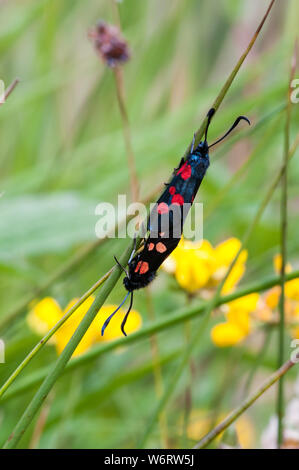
[191,108,215,153]
[121,291,134,336]
[101,291,130,336]
[209,116,250,149]
[204,107,216,143]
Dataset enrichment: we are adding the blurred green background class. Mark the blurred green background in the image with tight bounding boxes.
[0,0,299,449]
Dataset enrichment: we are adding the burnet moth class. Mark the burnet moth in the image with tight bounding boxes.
[101,108,250,336]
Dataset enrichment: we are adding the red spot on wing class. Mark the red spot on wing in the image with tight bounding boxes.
[169,186,176,195]
[156,242,167,253]
[157,202,169,214]
[172,194,184,205]
[135,261,149,274]
[148,242,155,251]
[177,162,192,180]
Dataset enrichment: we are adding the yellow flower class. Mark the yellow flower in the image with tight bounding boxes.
[54,296,97,357]
[27,296,142,357]
[212,238,248,294]
[272,254,299,301]
[255,255,299,340]
[174,240,215,293]
[285,279,299,302]
[273,254,292,275]
[265,287,280,309]
[163,236,246,295]
[27,297,62,344]
[211,293,259,347]
[211,322,247,347]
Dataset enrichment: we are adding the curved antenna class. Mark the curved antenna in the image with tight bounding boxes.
[190,108,215,153]
[209,116,250,149]
[101,291,130,336]
[204,107,216,143]
[121,291,134,337]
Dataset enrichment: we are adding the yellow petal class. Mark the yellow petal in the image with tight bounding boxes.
[211,322,247,347]
[292,304,299,321]
[193,239,214,255]
[54,295,97,357]
[192,250,214,288]
[227,310,250,335]
[175,251,196,292]
[162,237,188,273]
[175,252,212,293]
[173,239,215,292]
[221,260,246,294]
[63,295,96,317]
[97,306,142,341]
[273,254,292,275]
[214,238,243,266]
[227,293,259,314]
[55,328,95,357]
[265,287,280,309]
[27,297,62,341]
[211,238,247,293]
[285,278,299,301]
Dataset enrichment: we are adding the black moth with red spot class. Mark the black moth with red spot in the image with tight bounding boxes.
[101,108,250,336]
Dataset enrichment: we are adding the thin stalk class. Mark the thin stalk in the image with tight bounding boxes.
[110,0,138,202]
[0,269,112,399]
[194,358,298,449]
[113,66,139,201]
[111,0,121,29]
[184,0,276,157]
[277,41,296,447]
[137,122,299,449]
[3,240,136,449]
[3,268,299,404]
[145,287,169,448]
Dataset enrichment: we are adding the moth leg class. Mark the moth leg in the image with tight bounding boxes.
[128,235,137,264]
[173,157,185,174]
[114,256,129,277]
